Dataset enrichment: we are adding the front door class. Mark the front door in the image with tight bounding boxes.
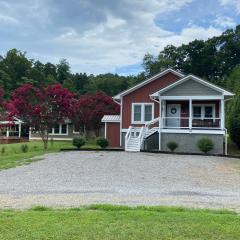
[166,104,181,128]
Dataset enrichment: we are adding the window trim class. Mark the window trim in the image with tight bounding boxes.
[131,103,154,124]
[49,124,68,136]
[192,104,216,119]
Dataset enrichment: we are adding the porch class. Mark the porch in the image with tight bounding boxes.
[160,98,223,130]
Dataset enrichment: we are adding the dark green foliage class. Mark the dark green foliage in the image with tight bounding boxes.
[96,137,109,148]
[167,141,178,152]
[197,138,214,153]
[1,147,5,155]
[72,137,86,149]
[227,67,240,148]
[20,144,28,153]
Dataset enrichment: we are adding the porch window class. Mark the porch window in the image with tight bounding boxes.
[192,104,215,119]
[132,103,154,123]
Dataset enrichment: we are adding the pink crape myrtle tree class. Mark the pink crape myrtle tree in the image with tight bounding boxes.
[70,91,120,136]
[7,84,75,150]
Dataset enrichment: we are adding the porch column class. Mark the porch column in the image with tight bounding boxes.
[189,99,192,129]
[6,127,9,138]
[221,99,225,130]
[18,123,21,138]
[159,94,162,151]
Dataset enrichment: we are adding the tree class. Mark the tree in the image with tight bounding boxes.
[227,66,240,148]
[7,84,74,149]
[57,59,71,84]
[70,91,120,136]
[0,88,5,120]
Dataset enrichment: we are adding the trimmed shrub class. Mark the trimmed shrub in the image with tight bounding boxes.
[96,137,109,148]
[21,144,28,153]
[197,138,214,154]
[167,141,178,152]
[72,137,86,149]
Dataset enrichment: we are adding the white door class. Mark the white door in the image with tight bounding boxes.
[166,104,181,128]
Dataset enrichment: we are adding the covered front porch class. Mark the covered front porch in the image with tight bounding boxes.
[159,97,224,130]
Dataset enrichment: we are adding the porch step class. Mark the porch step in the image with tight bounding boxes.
[126,137,140,152]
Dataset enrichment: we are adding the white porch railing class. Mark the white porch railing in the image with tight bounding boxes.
[125,126,132,149]
[162,117,221,129]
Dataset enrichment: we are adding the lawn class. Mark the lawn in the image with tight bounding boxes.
[0,205,239,240]
[0,140,99,170]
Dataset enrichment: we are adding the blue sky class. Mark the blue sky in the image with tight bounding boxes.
[0,0,239,75]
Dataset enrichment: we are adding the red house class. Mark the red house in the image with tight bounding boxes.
[102,68,234,154]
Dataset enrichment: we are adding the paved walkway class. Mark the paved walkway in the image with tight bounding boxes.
[0,151,240,210]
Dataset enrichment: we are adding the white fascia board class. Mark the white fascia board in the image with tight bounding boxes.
[113,68,184,100]
[159,96,224,100]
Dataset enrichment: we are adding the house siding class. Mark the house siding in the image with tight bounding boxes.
[122,72,181,129]
[162,79,222,96]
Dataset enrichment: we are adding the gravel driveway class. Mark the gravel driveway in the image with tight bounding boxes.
[0,151,240,210]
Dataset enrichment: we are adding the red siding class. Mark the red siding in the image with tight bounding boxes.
[122,72,181,129]
[106,122,120,147]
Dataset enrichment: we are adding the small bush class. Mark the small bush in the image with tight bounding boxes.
[21,144,28,153]
[96,137,109,148]
[197,138,214,154]
[1,147,5,155]
[33,146,38,151]
[72,137,86,149]
[167,141,178,152]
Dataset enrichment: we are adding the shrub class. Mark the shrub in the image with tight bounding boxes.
[96,137,109,148]
[21,144,28,153]
[72,137,86,149]
[197,138,214,154]
[167,141,178,152]
[1,147,5,155]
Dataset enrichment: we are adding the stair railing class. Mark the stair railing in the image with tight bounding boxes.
[138,126,146,150]
[125,126,132,150]
[145,117,160,130]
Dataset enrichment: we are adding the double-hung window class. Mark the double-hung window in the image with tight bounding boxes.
[132,103,154,123]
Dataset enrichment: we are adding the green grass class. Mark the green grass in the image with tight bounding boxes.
[0,205,239,240]
[0,140,99,170]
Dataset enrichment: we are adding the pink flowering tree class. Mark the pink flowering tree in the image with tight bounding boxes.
[7,84,74,149]
[70,91,120,136]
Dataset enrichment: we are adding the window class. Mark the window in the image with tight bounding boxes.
[133,105,141,122]
[144,105,152,121]
[205,106,213,118]
[192,104,215,119]
[132,103,154,123]
[193,106,201,118]
[50,124,68,135]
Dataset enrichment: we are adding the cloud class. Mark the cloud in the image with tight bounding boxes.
[0,0,227,74]
[214,15,236,28]
[219,0,240,13]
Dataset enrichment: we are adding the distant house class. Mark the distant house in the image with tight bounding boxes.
[102,68,234,154]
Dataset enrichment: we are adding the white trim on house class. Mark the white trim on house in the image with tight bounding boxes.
[113,68,184,100]
[131,103,154,124]
[150,75,234,97]
[159,96,224,100]
[161,129,225,135]
[49,123,68,136]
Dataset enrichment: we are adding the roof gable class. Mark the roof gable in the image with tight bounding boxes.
[113,68,184,100]
[150,75,234,97]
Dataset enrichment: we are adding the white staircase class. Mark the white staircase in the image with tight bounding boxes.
[125,118,160,152]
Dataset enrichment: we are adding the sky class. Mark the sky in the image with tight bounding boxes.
[0,0,239,75]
